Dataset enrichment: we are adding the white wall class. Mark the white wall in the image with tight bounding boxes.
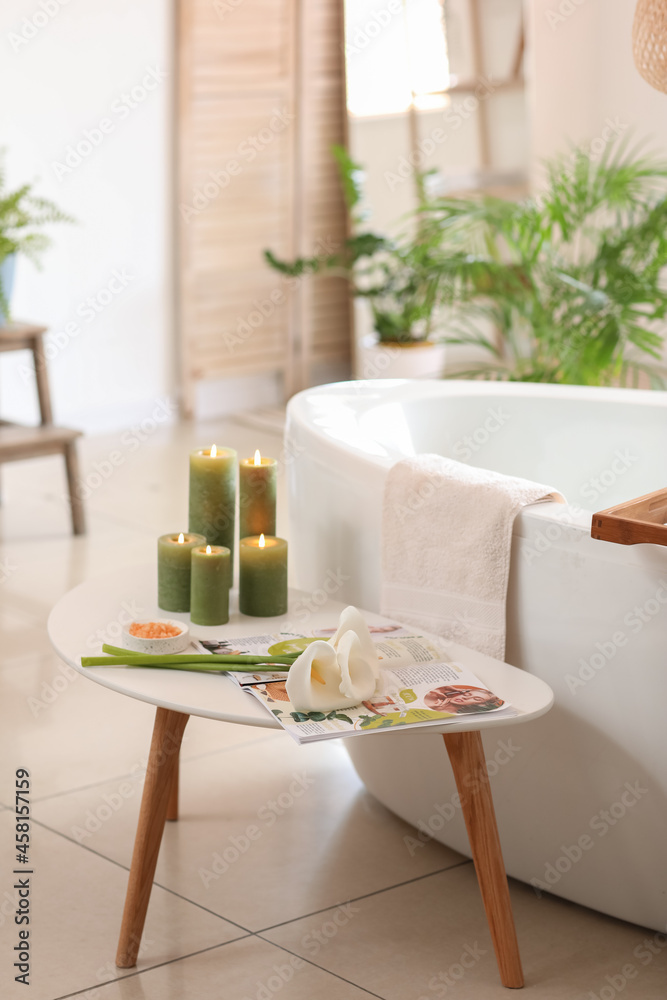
[527,0,667,369]
[527,0,667,169]
[0,0,173,432]
[348,0,527,235]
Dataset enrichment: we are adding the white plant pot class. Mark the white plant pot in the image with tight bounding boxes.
[355,333,447,380]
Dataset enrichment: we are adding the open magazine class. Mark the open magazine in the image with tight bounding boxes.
[194,622,515,744]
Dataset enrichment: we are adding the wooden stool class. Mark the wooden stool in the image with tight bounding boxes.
[0,321,85,535]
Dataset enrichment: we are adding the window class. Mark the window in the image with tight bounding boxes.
[345,0,449,117]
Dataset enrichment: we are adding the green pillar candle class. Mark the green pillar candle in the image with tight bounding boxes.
[239,450,277,539]
[158,532,206,612]
[190,544,230,626]
[239,535,288,617]
[189,446,237,564]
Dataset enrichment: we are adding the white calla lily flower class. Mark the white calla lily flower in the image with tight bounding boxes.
[330,606,380,679]
[285,607,380,712]
[335,629,377,703]
[285,640,342,712]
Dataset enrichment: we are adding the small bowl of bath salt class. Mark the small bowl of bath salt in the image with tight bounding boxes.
[121,619,190,654]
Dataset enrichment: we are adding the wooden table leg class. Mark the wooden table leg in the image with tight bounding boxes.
[116,708,189,968]
[64,440,86,535]
[443,731,524,989]
[166,750,180,822]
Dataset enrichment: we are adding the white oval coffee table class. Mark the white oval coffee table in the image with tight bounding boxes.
[48,564,554,990]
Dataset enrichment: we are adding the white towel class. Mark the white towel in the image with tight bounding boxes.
[381,455,564,660]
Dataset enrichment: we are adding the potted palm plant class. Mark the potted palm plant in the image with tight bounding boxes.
[425,139,667,386]
[265,147,448,380]
[0,157,71,323]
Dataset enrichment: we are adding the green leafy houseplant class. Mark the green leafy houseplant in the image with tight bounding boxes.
[425,139,667,386]
[0,157,72,319]
[264,146,445,345]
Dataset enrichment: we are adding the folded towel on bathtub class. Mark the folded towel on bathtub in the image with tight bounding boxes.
[381,455,564,660]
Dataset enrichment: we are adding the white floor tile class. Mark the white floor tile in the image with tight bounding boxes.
[0,812,245,1000]
[63,935,371,1000]
[33,737,463,932]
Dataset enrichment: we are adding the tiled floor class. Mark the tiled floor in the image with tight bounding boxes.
[1,416,666,999]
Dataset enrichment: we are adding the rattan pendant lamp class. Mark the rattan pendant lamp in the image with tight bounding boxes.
[633,0,667,92]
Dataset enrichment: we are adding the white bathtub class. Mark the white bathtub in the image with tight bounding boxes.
[286,379,667,932]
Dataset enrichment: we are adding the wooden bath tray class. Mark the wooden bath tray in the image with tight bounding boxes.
[591,488,667,547]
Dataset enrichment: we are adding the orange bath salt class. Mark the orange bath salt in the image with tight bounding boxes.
[128,621,182,639]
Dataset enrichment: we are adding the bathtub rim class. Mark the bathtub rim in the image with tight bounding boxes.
[287,379,667,469]
[286,378,667,576]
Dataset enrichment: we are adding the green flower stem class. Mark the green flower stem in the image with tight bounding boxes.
[101,642,299,661]
[82,659,290,674]
[81,653,296,668]
[137,661,281,675]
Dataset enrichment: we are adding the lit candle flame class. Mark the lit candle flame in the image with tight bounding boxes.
[210,444,217,457]
[206,544,211,554]
[177,533,185,544]
[259,533,266,548]
[254,449,261,466]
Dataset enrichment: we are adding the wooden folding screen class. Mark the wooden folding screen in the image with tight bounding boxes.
[177,0,351,413]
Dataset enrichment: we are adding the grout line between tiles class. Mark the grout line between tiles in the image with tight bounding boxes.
[53,930,384,1000]
[256,859,473,934]
[254,934,388,999]
[27,811,472,946]
[25,815,254,936]
[30,808,473,956]
[70,507,164,534]
[180,730,285,766]
[50,935,254,1000]
[30,731,284,805]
